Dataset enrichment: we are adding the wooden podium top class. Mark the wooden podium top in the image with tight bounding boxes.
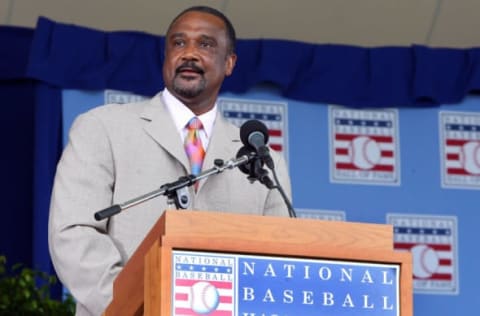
[141,209,393,255]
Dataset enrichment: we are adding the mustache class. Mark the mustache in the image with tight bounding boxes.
[176,61,204,74]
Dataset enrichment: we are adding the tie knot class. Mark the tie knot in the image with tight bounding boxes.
[186,117,203,130]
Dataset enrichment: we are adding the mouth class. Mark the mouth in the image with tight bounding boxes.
[176,62,204,77]
[178,70,201,79]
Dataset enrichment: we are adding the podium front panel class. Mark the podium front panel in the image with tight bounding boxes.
[171,250,401,316]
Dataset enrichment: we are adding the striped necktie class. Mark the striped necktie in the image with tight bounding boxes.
[184,117,206,178]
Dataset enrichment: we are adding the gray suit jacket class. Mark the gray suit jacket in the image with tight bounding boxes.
[48,92,291,315]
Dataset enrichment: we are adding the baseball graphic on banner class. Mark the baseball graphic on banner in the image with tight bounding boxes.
[460,141,480,175]
[411,244,440,279]
[352,136,381,169]
[190,281,220,314]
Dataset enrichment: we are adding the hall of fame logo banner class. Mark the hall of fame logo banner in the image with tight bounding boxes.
[104,89,148,104]
[387,214,459,295]
[440,111,480,189]
[329,106,400,185]
[296,208,346,221]
[218,98,288,160]
[172,250,400,316]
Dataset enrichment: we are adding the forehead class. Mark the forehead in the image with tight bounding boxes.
[167,11,227,38]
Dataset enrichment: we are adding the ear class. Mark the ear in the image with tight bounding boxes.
[224,53,237,77]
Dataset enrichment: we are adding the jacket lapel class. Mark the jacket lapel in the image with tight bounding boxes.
[139,94,241,192]
[202,113,242,173]
[140,94,190,172]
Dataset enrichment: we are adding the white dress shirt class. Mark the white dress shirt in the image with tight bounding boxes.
[162,88,217,150]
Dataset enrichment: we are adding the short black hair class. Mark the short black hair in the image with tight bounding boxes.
[167,5,237,54]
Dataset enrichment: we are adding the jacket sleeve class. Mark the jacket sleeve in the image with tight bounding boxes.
[48,111,122,316]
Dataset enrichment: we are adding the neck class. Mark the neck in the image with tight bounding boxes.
[164,87,218,115]
[178,94,217,116]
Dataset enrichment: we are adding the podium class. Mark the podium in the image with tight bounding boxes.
[104,210,412,316]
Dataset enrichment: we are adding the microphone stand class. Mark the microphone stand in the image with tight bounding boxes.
[94,155,251,221]
[248,158,275,189]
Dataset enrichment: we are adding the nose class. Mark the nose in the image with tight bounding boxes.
[181,42,200,61]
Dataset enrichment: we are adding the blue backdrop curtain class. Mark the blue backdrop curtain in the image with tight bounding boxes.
[0,26,35,268]
[2,16,480,298]
[0,25,63,297]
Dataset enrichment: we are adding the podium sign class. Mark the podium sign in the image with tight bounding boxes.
[172,250,400,316]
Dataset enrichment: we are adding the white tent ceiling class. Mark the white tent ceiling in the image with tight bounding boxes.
[2,0,478,48]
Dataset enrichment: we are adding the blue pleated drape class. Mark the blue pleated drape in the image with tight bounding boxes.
[27,17,480,107]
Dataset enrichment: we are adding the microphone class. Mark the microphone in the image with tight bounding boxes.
[236,146,274,189]
[240,120,274,169]
[235,145,258,175]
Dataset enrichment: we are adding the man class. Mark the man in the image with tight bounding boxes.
[48,6,291,316]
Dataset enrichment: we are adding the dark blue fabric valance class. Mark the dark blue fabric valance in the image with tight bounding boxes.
[26,17,480,107]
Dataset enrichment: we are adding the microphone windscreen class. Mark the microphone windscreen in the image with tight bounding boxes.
[236,145,256,175]
[240,120,269,146]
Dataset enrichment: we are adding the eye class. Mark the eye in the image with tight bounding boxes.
[199,40,215,48]
[172,39,185,47]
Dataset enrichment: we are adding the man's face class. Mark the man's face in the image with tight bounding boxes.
[163,11,236,113]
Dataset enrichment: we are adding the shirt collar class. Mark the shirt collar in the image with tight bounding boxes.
[162,88,216,138]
